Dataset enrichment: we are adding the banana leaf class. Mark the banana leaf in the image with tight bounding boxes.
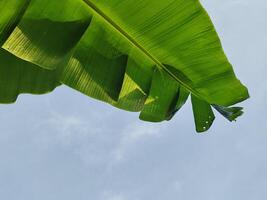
[0,0,249,132]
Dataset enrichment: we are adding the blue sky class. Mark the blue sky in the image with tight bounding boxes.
[0,0,267,199]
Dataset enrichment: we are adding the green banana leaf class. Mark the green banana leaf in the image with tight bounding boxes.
[0,0,249,132]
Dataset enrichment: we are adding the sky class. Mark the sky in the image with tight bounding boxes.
[0,0,267,199]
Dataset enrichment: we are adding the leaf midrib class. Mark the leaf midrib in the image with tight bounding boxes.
[82,0,203,100]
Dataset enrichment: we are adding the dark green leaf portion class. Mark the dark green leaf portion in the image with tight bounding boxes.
[212,104,244,122]
[191,95,215,133]
[60,45,128,102]
[0,0,30,45]
[139,68,180,122]
[59,17,129,102]
[166,86,190,120]
[0,49,60,103]
[4,18,91,69]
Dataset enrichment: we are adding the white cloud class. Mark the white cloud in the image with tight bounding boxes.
[111,122,166,163]
[173,180,183,192]
[33,111,102,148]
[102,191,127,200]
